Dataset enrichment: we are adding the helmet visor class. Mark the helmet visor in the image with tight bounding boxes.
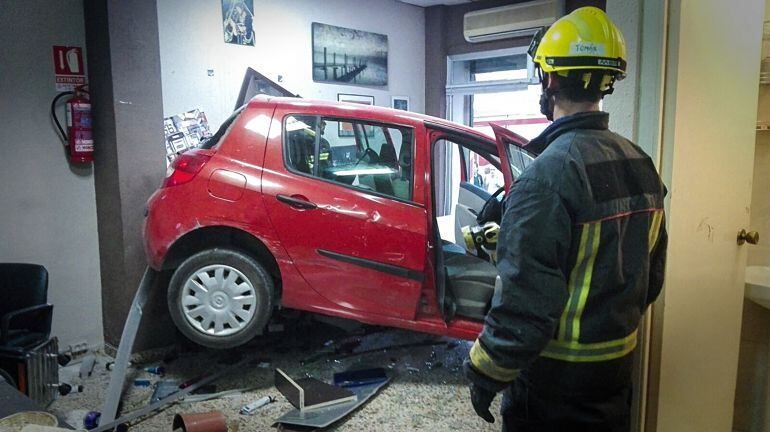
[528,27,546,60]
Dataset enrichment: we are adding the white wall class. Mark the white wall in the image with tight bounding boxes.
[605,0,642,144]
[0,0,103,350]
[158,0,426,130]
[748,0,770,269]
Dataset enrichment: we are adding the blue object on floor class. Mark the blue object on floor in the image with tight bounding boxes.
[333,368,388,387]
[84,411,101,429]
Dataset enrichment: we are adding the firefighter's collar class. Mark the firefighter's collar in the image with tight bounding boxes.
[527,111,609,155]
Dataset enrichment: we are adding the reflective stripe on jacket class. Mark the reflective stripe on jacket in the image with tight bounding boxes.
[469,111,667,387]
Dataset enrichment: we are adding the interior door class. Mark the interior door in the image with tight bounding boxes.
[261,112,428,321]
[647,0,765,430]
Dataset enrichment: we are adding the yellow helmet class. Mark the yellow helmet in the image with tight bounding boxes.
[529,7,627,78]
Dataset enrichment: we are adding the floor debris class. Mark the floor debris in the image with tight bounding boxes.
[274,375,390,429]
[172,411,227,432]
[183,387,256,404]
[83,410,100,429]
[239,395,275,415]
[91,357,252,432]
[49,321,499,431]
[275,368,357,411]
[79,355,96,379]
[332,368,387,387]
[150,380,180,403]
[133,379,151,387]
[144,366,165,376]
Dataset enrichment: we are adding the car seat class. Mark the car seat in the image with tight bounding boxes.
[288,131,313,174]
[356,148,395,197]
[441,242,497,320]
[379,143,397,168]
[392,144,412,200]
[356,149,379,190]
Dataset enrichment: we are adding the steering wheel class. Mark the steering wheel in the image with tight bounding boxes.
[477,186,506,224]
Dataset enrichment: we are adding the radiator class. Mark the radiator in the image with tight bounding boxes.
[22,337,60,406]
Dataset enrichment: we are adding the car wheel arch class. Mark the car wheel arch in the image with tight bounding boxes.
[161,225,282,300]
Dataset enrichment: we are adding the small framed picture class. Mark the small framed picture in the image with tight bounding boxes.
[337,94,375,137]
[392,96,409,111]
[337,93,375,106]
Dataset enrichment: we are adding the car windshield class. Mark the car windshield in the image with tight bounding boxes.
[200,106,245,149]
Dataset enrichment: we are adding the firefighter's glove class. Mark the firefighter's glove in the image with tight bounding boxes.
[464,360,509,423]
[469,382,496,423]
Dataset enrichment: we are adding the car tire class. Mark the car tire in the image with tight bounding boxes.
[167,248,273,349]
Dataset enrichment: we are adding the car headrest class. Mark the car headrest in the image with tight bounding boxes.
[398,147,412,168]
[379,143,397,167]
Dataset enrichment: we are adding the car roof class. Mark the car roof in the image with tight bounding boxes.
[246,95,496,143]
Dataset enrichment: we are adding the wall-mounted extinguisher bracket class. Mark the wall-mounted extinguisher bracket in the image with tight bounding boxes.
[51,85,93,164]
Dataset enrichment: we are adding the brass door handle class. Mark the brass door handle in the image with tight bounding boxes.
[738,229,760,245]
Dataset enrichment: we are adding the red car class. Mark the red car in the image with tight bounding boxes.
[144,96,534,348]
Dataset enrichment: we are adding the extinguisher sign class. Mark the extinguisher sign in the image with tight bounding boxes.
[52,46,86,91]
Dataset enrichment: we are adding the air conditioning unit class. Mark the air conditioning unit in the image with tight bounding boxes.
[464,0,564,43]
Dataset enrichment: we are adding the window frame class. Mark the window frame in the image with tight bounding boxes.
[462,147,504,188]
[281,113,421,207]
[429,131,505,218]
[446,47,537,97]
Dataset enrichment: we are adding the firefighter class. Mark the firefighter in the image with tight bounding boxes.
[464,7,667,431]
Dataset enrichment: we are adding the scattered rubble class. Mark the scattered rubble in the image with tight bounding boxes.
[48,321,493,431]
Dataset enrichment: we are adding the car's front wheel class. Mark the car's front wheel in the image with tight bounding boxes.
[167,249,273,349]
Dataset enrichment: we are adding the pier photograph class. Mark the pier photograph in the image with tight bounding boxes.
[312,22,388,86]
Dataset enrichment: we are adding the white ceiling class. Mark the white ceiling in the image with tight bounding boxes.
[397,0,472,7]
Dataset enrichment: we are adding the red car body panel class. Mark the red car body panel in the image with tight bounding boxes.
[144,96,524,342]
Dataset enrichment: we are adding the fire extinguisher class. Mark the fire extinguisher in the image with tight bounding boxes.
[51,85,93,163]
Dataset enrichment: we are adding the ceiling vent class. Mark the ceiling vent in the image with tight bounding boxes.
[463,0,564,43]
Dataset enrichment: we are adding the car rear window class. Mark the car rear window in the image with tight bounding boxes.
[199,106,245,149]
[283,115,415,203]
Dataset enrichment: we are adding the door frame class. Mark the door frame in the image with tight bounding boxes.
[425,125,504,318]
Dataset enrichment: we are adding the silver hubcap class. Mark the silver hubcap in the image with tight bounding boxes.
[181,264,257,337]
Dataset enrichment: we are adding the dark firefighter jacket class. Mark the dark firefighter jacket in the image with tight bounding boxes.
[467,111,667,393]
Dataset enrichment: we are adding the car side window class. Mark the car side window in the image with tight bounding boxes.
[507,144,534,178]
[283,115,414,202]
[284,115,317,175]
[464,149,505,194]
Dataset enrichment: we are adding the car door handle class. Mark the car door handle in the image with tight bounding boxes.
[276,194,317,210]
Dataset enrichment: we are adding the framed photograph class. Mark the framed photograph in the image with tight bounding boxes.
[392,96,410,111]
[313,22,388,86]
[337,94,375,137]
[222,0,255,46]
[337,93,375,105]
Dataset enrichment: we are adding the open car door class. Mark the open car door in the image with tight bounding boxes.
[490,123,536,192]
